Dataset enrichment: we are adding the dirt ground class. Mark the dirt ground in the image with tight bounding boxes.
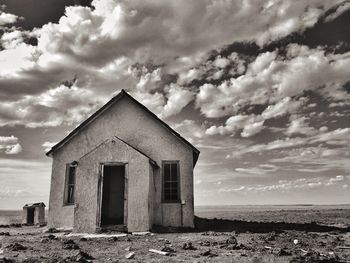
[0,216,350,263]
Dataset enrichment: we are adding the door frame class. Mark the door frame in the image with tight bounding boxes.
[96,162,128,229]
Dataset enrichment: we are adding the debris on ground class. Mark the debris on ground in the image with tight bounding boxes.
[271,247,291,256]
[0,232,9,236]
[62,239,79,250]
[125,246,131,251]
[182,242,197,250]
[43,227,58,233]
[132,231,152,236]
[200,249,218,257]
[0,256,15,263]
[125,252,135,259]
[6,243,27,251]
[108,236,118,242]
[160,245,175,253]
[67,250,94,262]
[46,234,57,240]
[149,249,169,256]
[198,240,212,246]
[226,235,238,245]
[158,238,171,244]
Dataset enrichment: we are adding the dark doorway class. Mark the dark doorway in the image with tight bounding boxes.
[27,208,34,224]
[101,165,125,226]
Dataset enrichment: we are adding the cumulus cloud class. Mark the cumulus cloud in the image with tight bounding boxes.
[0,11,18,26]
[0,135,23,155]
[206,114,265,138]
[285,116,317,136]
[0,84,105,128]
[160,84,194,119]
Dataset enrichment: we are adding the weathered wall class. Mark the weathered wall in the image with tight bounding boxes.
[48,156,74,229]
[48,96,194,230]
[73,139,151,233]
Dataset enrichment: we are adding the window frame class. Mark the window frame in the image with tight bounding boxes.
[161,160,181,203]
[63,163,76,206]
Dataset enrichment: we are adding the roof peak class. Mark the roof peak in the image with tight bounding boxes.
[46,89,200,165]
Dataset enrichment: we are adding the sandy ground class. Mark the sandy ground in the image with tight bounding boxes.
[0,217,350,263]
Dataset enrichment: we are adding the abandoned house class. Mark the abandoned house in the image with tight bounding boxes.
[22,202,46,225]
[46,90,200,233]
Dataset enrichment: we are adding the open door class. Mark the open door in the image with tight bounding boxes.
[100,164,126,226]
[27,208,34,225]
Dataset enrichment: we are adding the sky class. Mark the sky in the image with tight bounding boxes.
[0,0,349,209]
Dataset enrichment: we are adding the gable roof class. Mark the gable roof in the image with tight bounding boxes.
[46,90,200,165]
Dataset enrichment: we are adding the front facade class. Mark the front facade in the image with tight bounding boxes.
[46,90,199,233]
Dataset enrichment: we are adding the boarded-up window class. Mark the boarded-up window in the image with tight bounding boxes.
[64,164,76,205]
[162,161,180,203]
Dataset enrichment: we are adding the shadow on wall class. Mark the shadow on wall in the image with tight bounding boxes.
[153,217,350,234]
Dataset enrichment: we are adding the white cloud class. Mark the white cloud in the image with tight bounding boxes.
[196,45,350,120]
[0,85,105,128]
[205,114,265,137]
[262,97,306,119]
[42,141,57,152]
[324,2,350,22]
[285,116,317,136]
[0,11,18,26]
[160,84,194,119]
[241,121,265,138]
[0,135,22,155]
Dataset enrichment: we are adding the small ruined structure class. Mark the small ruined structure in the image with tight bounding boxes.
[46,90,200,233]
[22,202,46,225]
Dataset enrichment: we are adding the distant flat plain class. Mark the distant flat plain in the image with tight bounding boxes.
[195,204,350,227]
[2,204,350,227]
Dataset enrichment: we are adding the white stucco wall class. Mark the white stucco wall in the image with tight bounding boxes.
[48,95,195,232]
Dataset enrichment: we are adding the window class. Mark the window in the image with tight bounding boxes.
[64,164,76,205]
[162,161,180,203]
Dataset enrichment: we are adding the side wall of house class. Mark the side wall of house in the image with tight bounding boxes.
[73,139,151,233]
[48,96,194,230]
[48,155,75,229]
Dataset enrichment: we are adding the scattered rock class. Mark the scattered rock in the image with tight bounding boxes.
[62,239,79,250]
[6,243,27,251]
[198,240,211,246]
[0,232,9,236]
[46,234,57,240]
[40,238,50,243]
[79,237,88,242]
[22,258,40,263]
[149,249,169,256]
[226,235,238,245]
[160,246,175,253]
[43,228,58,234]
[0,256,15,263]
[125,246,131,251]
[158,238,171,244]
[108,236,118,242]
[200,250,218,257]
[125,252,135,259]
[271,248,291,256]
[201,231,220,236]
[69,251,94,262]
[265,232,277,241]
[182,242,197,250]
